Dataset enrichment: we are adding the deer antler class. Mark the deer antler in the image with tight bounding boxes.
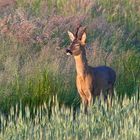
[75,24,82,38]
[78,26,87,40]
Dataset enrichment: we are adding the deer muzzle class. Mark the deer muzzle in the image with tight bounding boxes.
[66,49,72,55]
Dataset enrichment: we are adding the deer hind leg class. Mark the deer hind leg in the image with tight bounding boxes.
[107,85,114,108]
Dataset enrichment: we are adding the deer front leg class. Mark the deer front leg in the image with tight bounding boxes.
[78,92,87,114]
[79,90,92,114]
[77,90,88,114]
[85,90,92,113]
[84,99,88,114]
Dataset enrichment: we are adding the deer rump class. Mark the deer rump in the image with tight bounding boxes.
[91,65,116,96]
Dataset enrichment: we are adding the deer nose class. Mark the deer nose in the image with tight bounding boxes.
[66,49,72,55]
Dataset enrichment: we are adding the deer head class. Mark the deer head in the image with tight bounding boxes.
[66,26,86,56]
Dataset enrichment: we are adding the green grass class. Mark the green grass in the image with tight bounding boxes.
[0,95,140,140]
[0,68,79,117]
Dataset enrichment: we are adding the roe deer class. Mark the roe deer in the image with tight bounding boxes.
[66,26,116,113]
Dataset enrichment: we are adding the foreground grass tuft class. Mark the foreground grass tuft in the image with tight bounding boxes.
[0,95,140,140]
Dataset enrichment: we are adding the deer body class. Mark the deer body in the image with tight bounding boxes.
[66,26,116,113]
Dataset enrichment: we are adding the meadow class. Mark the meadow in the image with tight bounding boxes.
[0,0,140,139]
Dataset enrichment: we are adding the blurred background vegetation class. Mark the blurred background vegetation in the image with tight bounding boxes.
[0,0,139,116]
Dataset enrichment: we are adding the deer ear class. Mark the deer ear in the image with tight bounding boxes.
[68,31,75,41]
[80,32,86,45]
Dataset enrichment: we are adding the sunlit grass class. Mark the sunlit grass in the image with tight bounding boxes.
[0,95,140,140]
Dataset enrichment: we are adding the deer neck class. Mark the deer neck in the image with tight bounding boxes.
[74,48,88,77]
